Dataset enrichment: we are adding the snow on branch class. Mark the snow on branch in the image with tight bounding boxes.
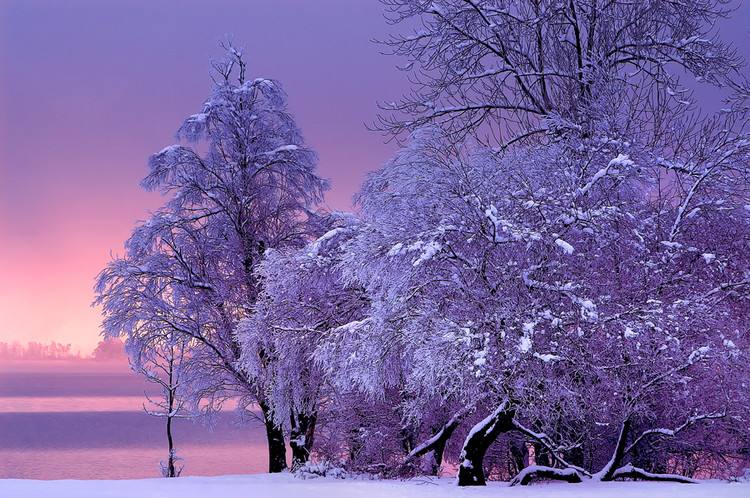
[624,410,727,455]
[405,404,473,462]
[576,154,633,197]
[610,464,698,483]
[509,465,583,486]
[512,420,590,477]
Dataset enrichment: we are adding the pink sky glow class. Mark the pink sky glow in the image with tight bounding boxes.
[1,0,749,355]
[0,0,404,354]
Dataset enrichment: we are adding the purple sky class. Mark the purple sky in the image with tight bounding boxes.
[0,0,405,353]
[0,0,748,354]
[0,0,749,482]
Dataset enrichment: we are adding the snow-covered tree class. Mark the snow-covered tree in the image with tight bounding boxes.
[339,116,750,485]
[350,0,750,485]
[96,43,327,473]
[380,0,747,147]
[377,0,747,148]
[96,6,750,485]
[131,333,192,478]
[238,212,368,469]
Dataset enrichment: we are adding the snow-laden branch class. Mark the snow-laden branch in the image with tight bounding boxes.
[405,404,473,463]
[610,464,698,483]
[702,279,750,302]
[668,165,717,242]
[509,465,583,486]
[640,346,711,394]
[576,154,633,197]
[624,410,726,455]
[512,420,590,477]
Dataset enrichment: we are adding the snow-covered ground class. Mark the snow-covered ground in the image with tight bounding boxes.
[1,473,748,498]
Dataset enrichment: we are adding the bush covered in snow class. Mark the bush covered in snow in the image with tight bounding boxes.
[293,461,348,480]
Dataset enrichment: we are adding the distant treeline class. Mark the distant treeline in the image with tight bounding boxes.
[0,339,124,361]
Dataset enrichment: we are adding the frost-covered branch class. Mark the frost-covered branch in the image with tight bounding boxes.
[509,465,583,486]
[624,411,727,455]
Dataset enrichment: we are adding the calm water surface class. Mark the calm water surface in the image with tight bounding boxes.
[0,367,269,479]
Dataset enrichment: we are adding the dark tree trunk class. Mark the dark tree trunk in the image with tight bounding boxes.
[457,402,515,486]
[290,410,317,469]
[166,415,176,477]
[399,423,417,455]
[533,442,550,467]
[265,421,287,473]
[425,432,449,473]
[568,445,585,467]
[404,409,464,475]
[347,426,363,465]
[164,358,178,478]
[509,439,529,476]
[596,418,631,481]
[598,419,697,484]
[259,399,287,473]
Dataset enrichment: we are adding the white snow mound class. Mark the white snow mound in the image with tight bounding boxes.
[0,473,747,498]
